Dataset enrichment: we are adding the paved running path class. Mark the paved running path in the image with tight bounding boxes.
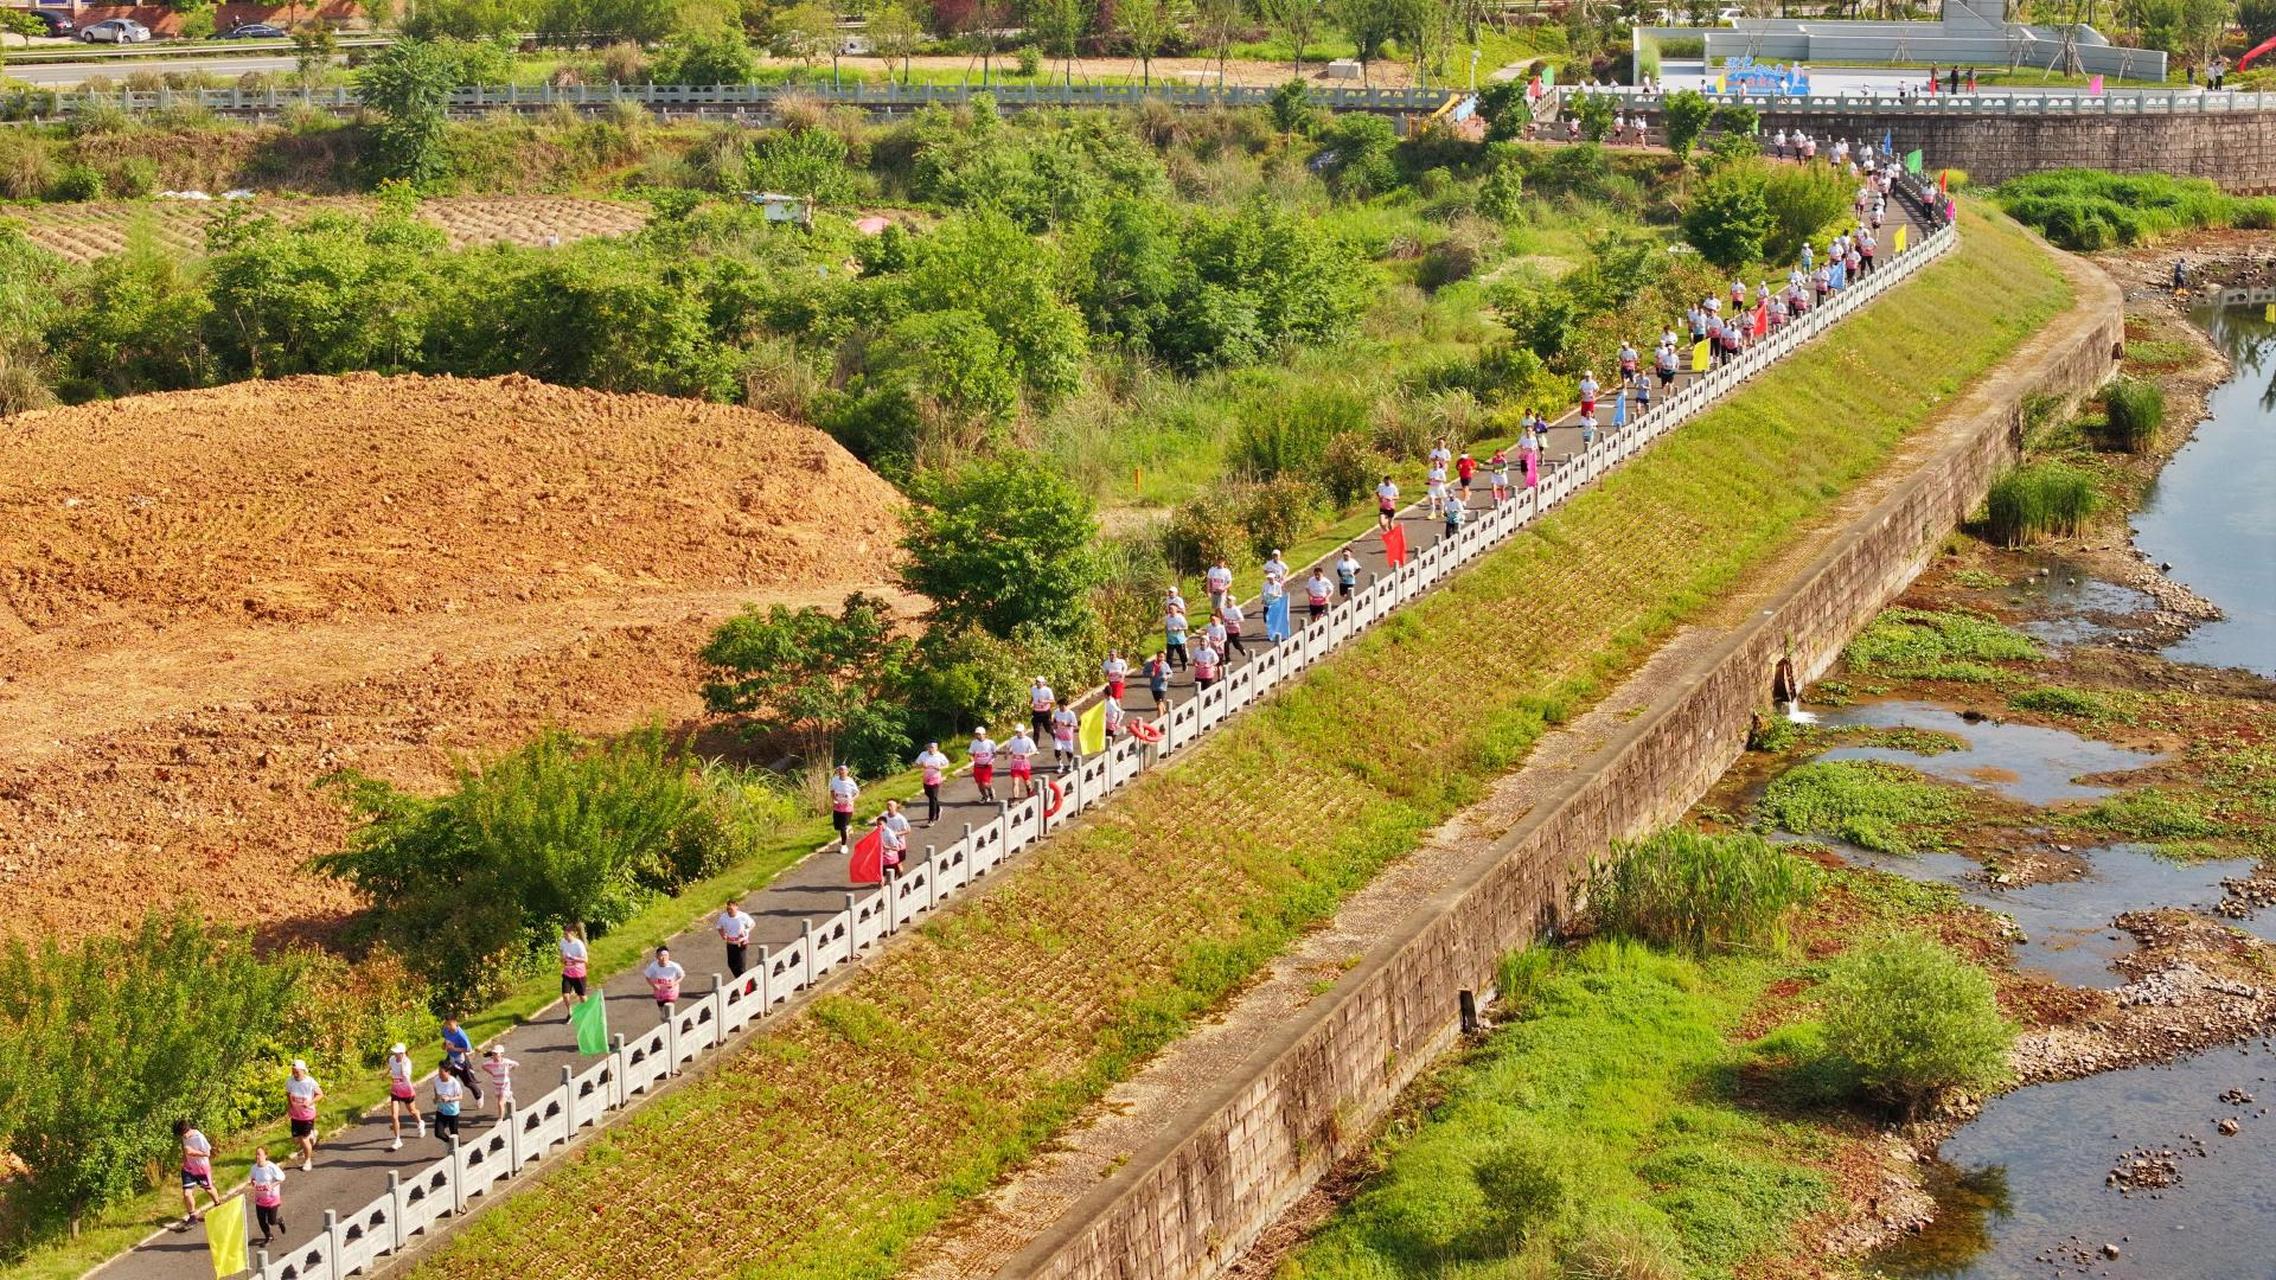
[98,193,1930,1280]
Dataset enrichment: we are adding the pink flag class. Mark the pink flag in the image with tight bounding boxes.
[1524,451,1540,489]
[2088,74,2104,95]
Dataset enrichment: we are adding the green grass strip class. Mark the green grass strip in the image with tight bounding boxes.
[396,207,2067,1280]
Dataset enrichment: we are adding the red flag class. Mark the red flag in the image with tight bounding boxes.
[1382,522,1408,567]
[1752,302,1768,338]
[848,827,884,886]
[1939,169,1949,194]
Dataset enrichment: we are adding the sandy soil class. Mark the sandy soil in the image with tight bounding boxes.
[2,195,649,263]
[0,373,906,944]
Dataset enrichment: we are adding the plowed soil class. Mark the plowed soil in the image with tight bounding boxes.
[0,374,906,944]
[3,195,649,262]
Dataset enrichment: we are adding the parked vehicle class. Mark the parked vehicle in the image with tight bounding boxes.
[78,18,153,41]
[214,21,289,38]
[30,9,76,35]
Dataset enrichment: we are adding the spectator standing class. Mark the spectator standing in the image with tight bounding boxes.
[716,898,755,977]
[913,741,950,825]
[284,1060,323,1171]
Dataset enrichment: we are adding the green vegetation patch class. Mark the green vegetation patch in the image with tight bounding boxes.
[1998,169,2276,250]
[1288,941,1829,1280]
[2008,684,2129,723]
[1843,607,2038,682]
[1760,760,1969,855]
[1587,829,1821,955]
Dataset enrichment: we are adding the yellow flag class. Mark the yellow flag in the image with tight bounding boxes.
[2264,302,2274,323]
[206,1197,248,1278]
[1893,224,1908,253]
[1078,701,1107,755]
[1690,339,1710,372]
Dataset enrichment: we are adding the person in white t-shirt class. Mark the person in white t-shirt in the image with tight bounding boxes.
[716,898,755,977]
[1336,548,1362,599]
[481,1046,519,1119]
[1261,550,1289,587]
[284,1060,323,1171]
[556,923,589,1021]
[1304,568,1334,620]
[1029,676,1057,743]
[828,765,859,848]
[968,728,998,802]
[386,1041,423,1150]
[1050,704,1079,772]
[643,945,685,1015]
[432,1070,465,1144]
[1005,728,1038,799]
[1102,651,1129,701]
[913,741,950,825]
[1375,474,1400,530]
[249,1148,287,1247]
[1204,560,1234,614]
[173,1119,219,1230]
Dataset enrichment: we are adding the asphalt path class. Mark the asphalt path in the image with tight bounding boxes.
[90,188,1930,1280]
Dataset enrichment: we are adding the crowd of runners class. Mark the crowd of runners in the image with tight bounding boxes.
[156,164,1930,1251]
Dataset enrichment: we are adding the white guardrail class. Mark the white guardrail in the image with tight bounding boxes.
[1584,86,2276,116]
[241,202,1959,1280]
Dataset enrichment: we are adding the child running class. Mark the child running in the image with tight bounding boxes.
[482,1046,519,1120]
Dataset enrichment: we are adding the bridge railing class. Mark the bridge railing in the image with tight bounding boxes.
[231,192,1958,1280]
[16,79,1452,117]
[1581,86,2276,115]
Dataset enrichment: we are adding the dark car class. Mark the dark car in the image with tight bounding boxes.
[30,8,75,35]
[214,21,289,37]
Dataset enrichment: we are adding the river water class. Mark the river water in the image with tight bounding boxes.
[2131,307,2276,677]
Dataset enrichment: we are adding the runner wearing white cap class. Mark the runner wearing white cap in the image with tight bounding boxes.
[386,1041,423,1150]
[285,1059,323,1171]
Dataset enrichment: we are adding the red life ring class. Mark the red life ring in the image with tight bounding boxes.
[1128,719,1163,744]
[1044,777,1065,817]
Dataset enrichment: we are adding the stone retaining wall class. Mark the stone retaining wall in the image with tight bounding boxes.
[997,243,2123,1280]
[1761,106,2276,191]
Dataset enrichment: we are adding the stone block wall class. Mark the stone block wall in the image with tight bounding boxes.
[998,252,2123,1280]
[1763,105,2276,192]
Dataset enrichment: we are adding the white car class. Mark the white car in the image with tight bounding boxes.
[80,18,153,42]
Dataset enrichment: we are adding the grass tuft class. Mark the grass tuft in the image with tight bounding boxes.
[1759,760,1967,855]
[1984,461,2100,547]
[1843,607,2037,681]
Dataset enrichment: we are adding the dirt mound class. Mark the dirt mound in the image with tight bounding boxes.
[0,374,906,944]
[4,196,649,262]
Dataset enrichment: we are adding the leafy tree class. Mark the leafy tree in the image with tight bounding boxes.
[898,212,1088,404]
[1257,0,1325,72]
[1268,77,1321,132]
[1762,161,1850,264]
[460,239,742,398]
[700,591,915,767]
[1194,0,1241,83]
[316,727,756,1008]
[777,0,838,70]
[750,123,854,199]
[1570,90,1615,142]
[1681,166,1774,267]
[868,0,924,83]
[1476,79,1531,141]
[53,230,213,399]
[1328,0,1399,76]
[2245,0,2276,44]
[1115,0,1187,84]
[0,911,303,1233]
[401,0,529,40]
[826,308,1020,472]
[203,200,444,376]
[656,29,758,84]
[360,37,459,185]
[1026,0,1086,84]
[1064,195,1181,351]
[1820,934,2013,1116]
[898,456,1105,640]
[1661,87,1712,165]
[291,19,338,88]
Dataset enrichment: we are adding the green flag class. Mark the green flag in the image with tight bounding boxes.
[1904,148,1923,175]
[571,994,609,1055]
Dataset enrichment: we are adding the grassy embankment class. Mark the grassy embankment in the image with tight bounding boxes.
[389,204,2068,1280]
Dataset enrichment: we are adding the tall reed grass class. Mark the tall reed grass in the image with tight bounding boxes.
[1585,828,1821,954]
[1985,460,2099,547]
[2101,375,2165,453]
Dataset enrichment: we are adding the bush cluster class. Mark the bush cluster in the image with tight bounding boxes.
[1819,933,2013,1115]
[1986,460,2101,547]
[1998,169,2276,250]
[1587,828,1821,954]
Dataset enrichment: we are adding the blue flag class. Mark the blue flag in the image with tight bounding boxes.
[1612,388,1627,426]
[1264,591,1291,639]
[1832,261,1847,289]
[1882,129,1892,155]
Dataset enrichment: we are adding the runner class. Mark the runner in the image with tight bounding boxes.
[1146,650,1170,703]
[882,798,911,849]
[912,741,950,825]
[1335,547,1362,599]
[481,1046,519,1120]
[1261,575,1289,643]
[1375,474,1400,530]
[1103,696,1127,742]
[1261,548,1289,587]
[1489,448,1511,503]
[1218,600,1248,656]
[643,945,685,1016]
[249,1148,286,1247]
[1455,449,1478,500]
[1304,567,1333,620]
[828,765,859,848]
[284,1059,323,1171]
[1424,456,1448,518]
[1028,676,1056,743]
[715,897,755,977]
[1578,370,1598,421]
[1618,341,1639,386]
[1005,725,1038,797]
[876,811,906,875]
[440,1017,483,1105]
[1204,558,1234,614]
[385,1041,422,1150]
[431,1069,465,1145]
[1443,489,1466,540]
[556,924,588,1022]
[1192,638,1221,691]
[1050,703,1079,772]
[1101,650,1128,701]
[173,1119,219,1230]
[968,726,998,803]
[1164,602,1190,670]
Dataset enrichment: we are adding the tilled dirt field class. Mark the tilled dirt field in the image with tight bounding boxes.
[0,373,906,944]
[2,195,649,262]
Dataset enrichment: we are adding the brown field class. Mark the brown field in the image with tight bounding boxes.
[0,374,905,944]
[2,195,650,262]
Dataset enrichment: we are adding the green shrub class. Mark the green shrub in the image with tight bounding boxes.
[1998,169,2258,249]
[45,164,104,202]
[2008,685,2123,722]
[1161,489,1249,575]
[1314,429,1385,507]
[1759,761,1965,855]
[1015,44,1041,76]
[1238,476,1320,560]
[1682,165,1774,268]
[1818,934,2013,1115]
[2074,788,2223,840]
[2101,375,2165,453]
[0,131,57,200]
[1843,606,2037,680]
[1586,828,1821,954]
[1985,461,2100,546]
